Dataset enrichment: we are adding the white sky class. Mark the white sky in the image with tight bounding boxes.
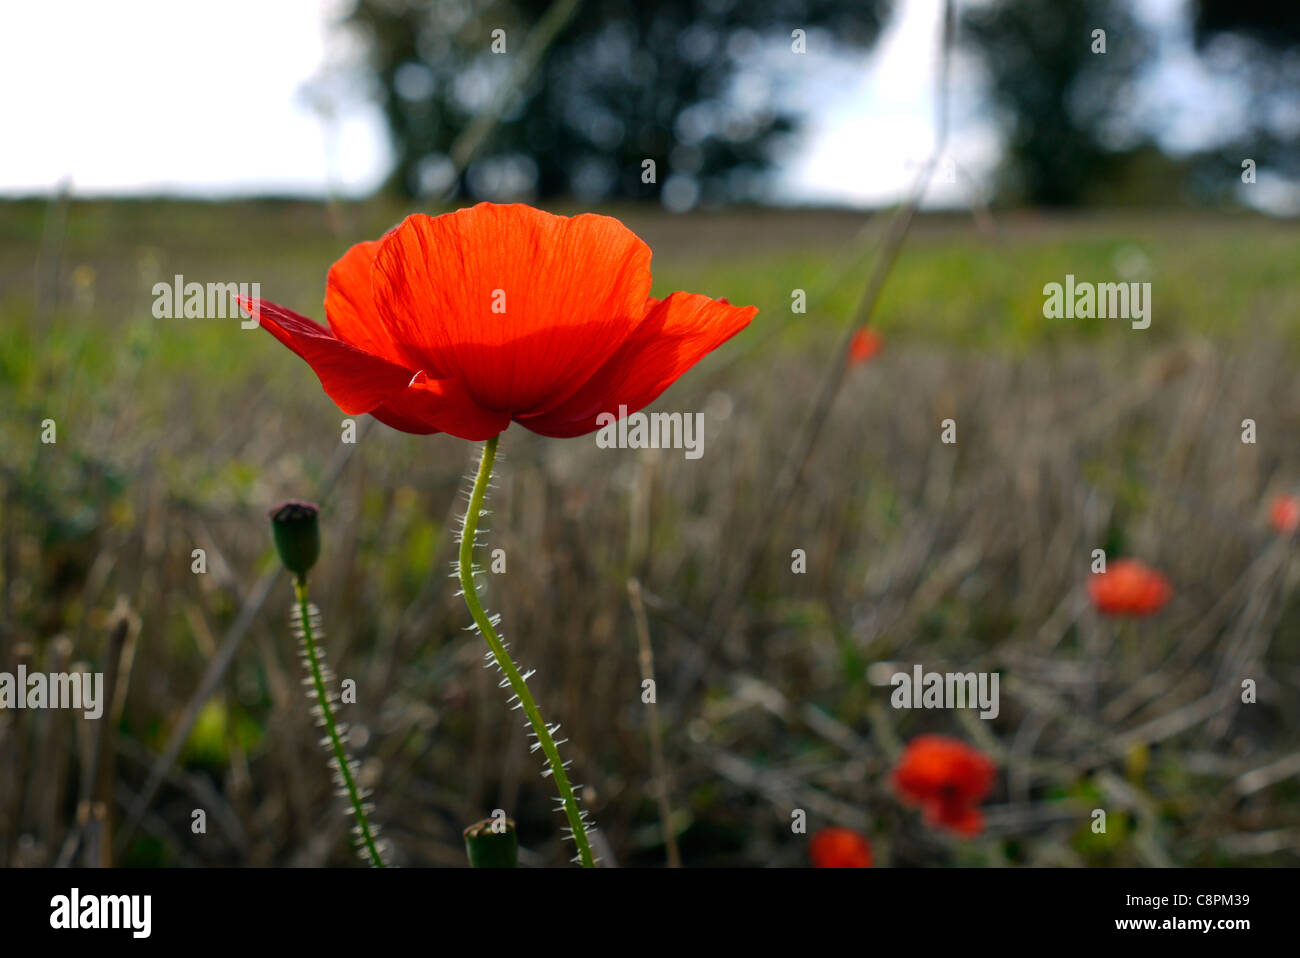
[776,0,999,207]
[0,0,387,197]
[0,0,1267,207]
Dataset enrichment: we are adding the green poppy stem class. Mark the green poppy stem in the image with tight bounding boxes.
[459,434,596,867]
[294,576,385,867]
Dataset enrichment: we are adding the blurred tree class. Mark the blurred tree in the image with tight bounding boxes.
[1191,1,1300,184]
[342,0,890,204]
[1194,0,1300,49]
[961,0,1151,206]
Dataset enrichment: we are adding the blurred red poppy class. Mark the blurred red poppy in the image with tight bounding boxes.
[893,735,995,838]
[848,326,884,365]
[809,826,873,867]
[1270,494,1300,535]
[248,203,756,439]
[1088,558,1172,617]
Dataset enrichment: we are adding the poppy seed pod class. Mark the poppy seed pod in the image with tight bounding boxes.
[269,499,320,579]
[463,817,518,868]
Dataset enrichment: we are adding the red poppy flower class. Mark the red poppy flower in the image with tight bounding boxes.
[848,327,883,365]
[249,203,756,440]
[808,826,873,868]
[1088,558,1172,617]
[893,735,995,838]
[1270,494,1300,535]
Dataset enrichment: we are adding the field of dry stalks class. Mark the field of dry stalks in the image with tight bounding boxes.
[1,200,1297,866]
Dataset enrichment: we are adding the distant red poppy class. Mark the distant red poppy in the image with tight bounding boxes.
[848,326,884,365]
[809,826,873,868]
[248,203,756,439]
[1270,494,1300,535]
[1088,558,1172,617]
[893,735,995,838]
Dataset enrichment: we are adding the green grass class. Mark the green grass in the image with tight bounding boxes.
[3,202,1295,462]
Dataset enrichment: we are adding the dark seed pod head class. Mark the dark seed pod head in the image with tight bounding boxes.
[463,817,518,868]
[269,499,320,579]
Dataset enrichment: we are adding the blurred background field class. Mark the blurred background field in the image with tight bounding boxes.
[4,0,1300,869]
[1,198,1298,866]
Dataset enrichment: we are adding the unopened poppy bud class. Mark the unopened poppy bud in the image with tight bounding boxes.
[463,817,518,868]
[269,499,320,579]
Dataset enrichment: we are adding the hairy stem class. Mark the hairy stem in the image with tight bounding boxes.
[459,434,595,867]
[294,578,385,867]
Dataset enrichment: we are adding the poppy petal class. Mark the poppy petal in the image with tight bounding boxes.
[926,799,985,838]
[808,827,873,868]
[371,203,653,414]
[370,373,511,440]
[517,292,756,438]
[251,298,418,415]
[893,735,996,809]
[324,239,415,366]
[368,397,441,435]
[1088,559,1171,617]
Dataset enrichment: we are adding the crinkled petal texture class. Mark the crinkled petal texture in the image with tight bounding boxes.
[254,203,756,440]
[517,291,754,437]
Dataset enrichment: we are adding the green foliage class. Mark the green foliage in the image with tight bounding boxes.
[960,0,1151,206]
[183,699,264,769]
